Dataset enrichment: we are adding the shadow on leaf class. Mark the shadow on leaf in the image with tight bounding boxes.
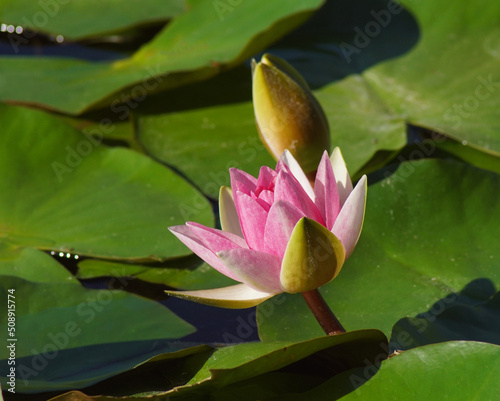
[390,278,500,352]
[267,0,421,88]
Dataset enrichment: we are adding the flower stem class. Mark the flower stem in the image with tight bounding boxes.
[302,289,345,336]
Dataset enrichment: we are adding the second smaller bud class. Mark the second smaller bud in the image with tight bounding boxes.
[252,53,331,174]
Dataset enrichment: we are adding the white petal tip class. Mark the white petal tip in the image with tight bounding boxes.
[166,284,277,309]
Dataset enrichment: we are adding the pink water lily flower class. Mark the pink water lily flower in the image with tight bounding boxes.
[168,148,367,308]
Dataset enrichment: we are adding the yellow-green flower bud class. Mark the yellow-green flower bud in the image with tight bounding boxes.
[252,53,331,173]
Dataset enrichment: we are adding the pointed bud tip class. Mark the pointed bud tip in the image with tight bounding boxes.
[252,54,330,173]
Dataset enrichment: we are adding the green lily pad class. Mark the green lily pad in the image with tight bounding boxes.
[49,372,321,401]
[0,275,195,356]
[0,104,213,260]
[136,101,275,197]
[0,0,186,40]
[171,329,386,396]
[316,76,407,176]
[391,285,500,351]
[330,342,500,400]
[265,0,500,174]
[0,256,196,392]
[139,0,500,180]
[24,344,214,397]
[135,73,406,188]
[362,0,500,157]
[263,341,500,400]
[0,242,76,283]
[258,159,500,341]
[57,113,138,150]
[112,329,387,399]
[41,330,387,400]
[0,0,324,114]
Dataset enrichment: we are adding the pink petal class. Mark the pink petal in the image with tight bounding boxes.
[255,166,277,193]
[279,150,315,201]
[256,189,274,211]
[165,284,276,309]
[186,222,248,249]
[168,225,242,281]
[263,200,305,258]
[233,191,269,251]
[275,159,292,175]
[332,175,367,258]
[330,147,353,206]
[314,151,341,230]
[229,168,257,196]
[217,248,282,293]
[274,170,324,226]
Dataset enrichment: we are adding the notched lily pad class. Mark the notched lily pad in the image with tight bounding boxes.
[0,0,324,114]
[0,104,214,260]
[0,268,196,393]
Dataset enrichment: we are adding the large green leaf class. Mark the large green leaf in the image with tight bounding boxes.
[6,341,206,394]
[391,286,500,351]
[0,242,76,283]
[166,329,387,397]
[267,0,418,174]
[136,102,275,197]
[0,0,186,40]
[362,0,500,156]
[264,342,500,400]
[135,342,498,400]
[258,159,500,341]
[263,0,500,173]
[48,372,320,401]
[138,0,500,179]
[0,0,324,114]
[135,74,406,188]
[134,76,405,188]
[51,329,386,400]
[304,342,500,400]
[0,104,213,260]
[0,251,196,393]
[316,77,406,176]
